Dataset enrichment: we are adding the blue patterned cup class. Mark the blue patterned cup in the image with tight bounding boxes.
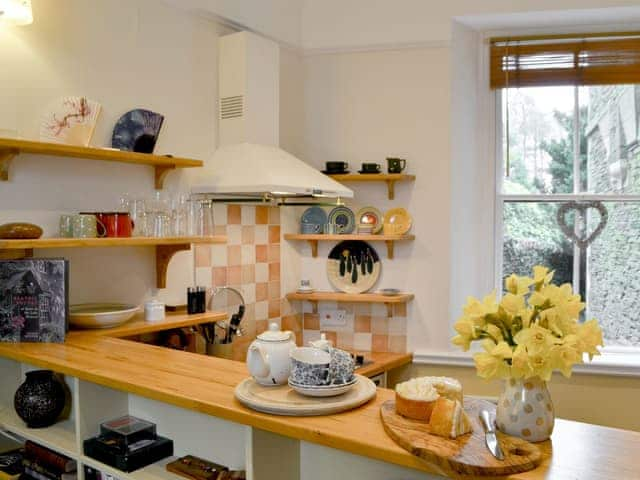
[290,347,332,386]
[300,222,321,234]
[328,347,355,385]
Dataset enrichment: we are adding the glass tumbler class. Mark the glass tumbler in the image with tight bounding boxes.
[196,200,215,236]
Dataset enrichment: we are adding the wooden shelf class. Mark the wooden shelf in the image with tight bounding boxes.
[286,291,413,316]
[0,236,227,288]
[283,233,414,259]
[0,138,204,189]
[0,407,78,458]
[327,173,415,200]
[68,310,227,338]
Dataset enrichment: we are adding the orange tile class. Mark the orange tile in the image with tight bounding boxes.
[241,226,255,244]
[256,319,268,334]
[227,245,241,266]
[256,282,269,302]
[268,206,280,225]
[255,245,268,262]
[268,244,280,263]
[372,334,389,352]
[255,206,269,224]
[355,315,371,333]
[371,316,389,335]
[324,331,337,346]
[241,264,255,284]
[194,244,211,267]
[269,262,280,282]
[337,332,354,350]
[388,335,406,353]
[268,225,281,244]
[268,281,281,300]
[268,299,281,319]
[304,313,320,330]
[227,205,241,224]
[227,265,241,285]
[295,331,302,346]
[282,313,302,332]
[394,303,407,317]
[212,267,227,287]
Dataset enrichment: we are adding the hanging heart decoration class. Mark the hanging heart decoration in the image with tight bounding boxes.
[556,201,608,250]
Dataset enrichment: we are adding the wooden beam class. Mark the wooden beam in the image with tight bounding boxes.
[154,165,175,189]
[0,148,18,181]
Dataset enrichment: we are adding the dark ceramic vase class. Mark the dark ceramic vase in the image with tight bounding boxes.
[14,370,65,428]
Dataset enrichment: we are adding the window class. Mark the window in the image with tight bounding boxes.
[491,33,640,348]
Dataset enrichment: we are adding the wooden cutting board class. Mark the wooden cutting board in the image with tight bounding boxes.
[380,397,542,477]
[235,374,376,416]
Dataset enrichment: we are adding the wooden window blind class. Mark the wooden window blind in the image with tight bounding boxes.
[490,33,640,89]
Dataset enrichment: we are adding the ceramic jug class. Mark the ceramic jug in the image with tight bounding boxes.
[247,323,296,386]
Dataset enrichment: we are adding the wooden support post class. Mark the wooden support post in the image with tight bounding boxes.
[154,165,175,189]
[385,240,394,259]
[385,180,396,200]
[385,303,393,318]
[307,240,318,258]
[156,244,190,288]
[0,149,18,181]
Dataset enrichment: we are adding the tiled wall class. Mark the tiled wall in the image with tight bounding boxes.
[299,301,407,353]
[194,205,285,359]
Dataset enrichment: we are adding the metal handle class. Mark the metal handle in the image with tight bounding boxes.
[480,410,495,433]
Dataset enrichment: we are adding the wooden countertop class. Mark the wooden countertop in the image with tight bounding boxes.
[0,338,638,479]
[354,351,412,378]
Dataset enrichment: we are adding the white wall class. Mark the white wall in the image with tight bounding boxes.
[0,0,230,305]
[301,47,452,351]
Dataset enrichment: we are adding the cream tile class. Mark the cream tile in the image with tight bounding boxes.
[337,331,354,349]
[388,316,407,335]
[213,204,227,225]
[255,300,269,321]
[353,332,372,351]
[241,205,256,225]
[241,284,256,304]
[371,303,388,317]
[255,263,269,282]
[241,244,256,265]
[211,244,227,267]
[195,267,212,287]
[227,224,242,245]
[255,225,269,244]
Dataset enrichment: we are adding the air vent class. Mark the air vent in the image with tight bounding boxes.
[220,95,244,120]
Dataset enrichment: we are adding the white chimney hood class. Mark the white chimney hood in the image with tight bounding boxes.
[192,142,353,199]
[191,31,352,201]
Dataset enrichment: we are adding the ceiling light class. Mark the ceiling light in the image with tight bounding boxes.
[0,0,33,26]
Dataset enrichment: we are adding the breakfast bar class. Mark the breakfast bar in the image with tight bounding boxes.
[0,337,638,480]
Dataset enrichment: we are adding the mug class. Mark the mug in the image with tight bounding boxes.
[290,347,333,386]
[325,161,349,172]
[96,212,133,237]
[72,214,104,238]
[300,222,321,234]
[323,223,344,234]
[387,157,406,173]
[59,215,74,238]
[361,162,381,173]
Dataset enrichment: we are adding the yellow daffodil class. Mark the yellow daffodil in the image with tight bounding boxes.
[505,274,534,295]
[483,323,504,343]
[532,265,554,286]
[473,340,512,380]
[500,292,526,316]
[514,324,556,356]
[510,344,532,379]
[550,341,583,377]
[528,353,554,381]
[576,319,603,360]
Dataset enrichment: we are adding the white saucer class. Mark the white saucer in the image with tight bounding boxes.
[296,288,315,294]
[288,377,357,397]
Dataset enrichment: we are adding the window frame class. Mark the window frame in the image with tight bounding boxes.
[493,84,640,353]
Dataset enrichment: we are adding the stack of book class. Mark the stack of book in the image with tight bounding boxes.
[21,442,77,480]
[0,448,24,480]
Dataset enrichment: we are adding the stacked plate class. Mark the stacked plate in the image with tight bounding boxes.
[288,376,358,397]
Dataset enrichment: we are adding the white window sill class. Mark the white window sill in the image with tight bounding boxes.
[413,348,640,378]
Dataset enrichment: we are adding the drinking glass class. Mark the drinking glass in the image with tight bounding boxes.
[196,200,215,236]
[129,199,147,237]
[170,194,189,237]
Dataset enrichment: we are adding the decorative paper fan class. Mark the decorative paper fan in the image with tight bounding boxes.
[40,96,101,146]
[112,109,164,153]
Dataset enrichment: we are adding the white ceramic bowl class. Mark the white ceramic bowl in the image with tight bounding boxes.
[289,376,358,397]
[290,346,331,364]
[69,303,139,329]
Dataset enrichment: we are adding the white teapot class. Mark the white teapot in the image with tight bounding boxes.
[247,323,296,386]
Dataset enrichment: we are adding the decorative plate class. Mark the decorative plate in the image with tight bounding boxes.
[112,109,164,153]
[69,303,139,329]
[327,240,380,294]
[40,97,101,146]
[355,206,383,234]
[383,208,412,235]
[327,206,356,234]
[301,206,327,227]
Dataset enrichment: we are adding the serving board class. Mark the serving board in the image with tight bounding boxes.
[380,397,542,477]
[235,375,376,416]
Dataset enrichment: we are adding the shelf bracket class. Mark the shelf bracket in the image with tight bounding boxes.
[385,241,395,259]
[154,165,175,190]
[156,244,190,288]
[0,148,18,181]
[0,248,33,260]
[385,303,394,318]
[307,240,318,258]
[385,180,396,200]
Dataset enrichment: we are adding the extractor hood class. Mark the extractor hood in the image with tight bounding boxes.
[191,31,352,202]
[192,142,353,200]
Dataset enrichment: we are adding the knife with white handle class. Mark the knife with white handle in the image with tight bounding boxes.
[480,410,505,460]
